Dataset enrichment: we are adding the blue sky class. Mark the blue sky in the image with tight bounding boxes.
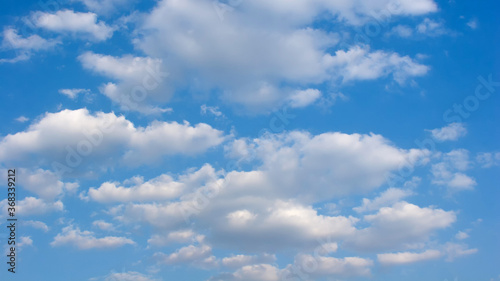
[0,0,499,280]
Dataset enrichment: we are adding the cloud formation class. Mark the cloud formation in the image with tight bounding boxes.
[31,10,115,41]
[0,109,226,171]
[51,225,135,249]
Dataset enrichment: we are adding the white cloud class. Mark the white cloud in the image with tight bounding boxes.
[51,225,135,249]
[88,163,219,203]
[287,89,322,108]
[0,109,225,170]
[378,249,442,265]
[0,197,64,217]
[32,10,114,41]
[347,202,456,252]
[330,45,429,85]
[467,18,478,29]
[201,105,224,117]
[108,130,429,252]
[125,123,225,164]
[15,116,29,123]
[115,197,358,252]
[428,122,467,141]
[0,53,31,64]
[389,18,452,38]
[154,244,218,268]
[431,149,476,192]
[59,88,90,99]
[445,149,471,170]
[132,0,432,112]
[88,174,180,203]
[354,188,414,213]
[2,28,59,51]
[22,220,49,232]
[79,52,172,114]
[455,231,469,240]
[79,52,160,80]
[203,200,358,252]
[210,264,281,281]
[446,173,476,190]
[113,201,197,230]
[1,28,59,63]
[92,220,116,231]
[416,18,450,36]
[16,168,78,200]
[224,131,428,200]
[214,0,437,26]
[226,209,257,226]
[316,92,349,109]
[19,236,34,247]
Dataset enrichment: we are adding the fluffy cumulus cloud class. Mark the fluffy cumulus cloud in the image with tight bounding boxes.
[154,243,218,269]
[347,202,456,252]
[78,52,172,114]
[125,0,432,113]
[92,220,116,232]
[14,168,78,200]
[19,236,34,247]
[212,255,373,281]
[114,196,355,251]
[428,122,467,141]
[329,45,429,84]
[210,264,282,281]
[207,200,359,251]
[87,164,218,203]
[0,197,64,218]
[225,131,428,200]
[1,0,491,279]
[0,109,225,171]
[51,225,135,249]
[102,130,433,253]
[31,10,114,41]
[287,89,322,108]
[65,121,474,281]
[354,188,414,213]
